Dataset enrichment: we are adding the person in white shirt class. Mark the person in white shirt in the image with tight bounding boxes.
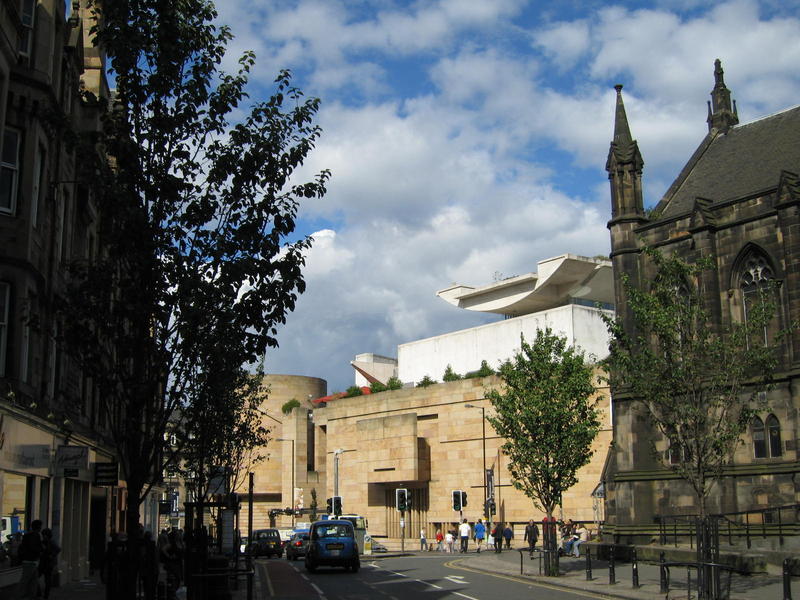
[458,519,471,553]
[445,530,454,553]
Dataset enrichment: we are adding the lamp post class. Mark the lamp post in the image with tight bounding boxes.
[464,403,487,521]
[277,438,295,527]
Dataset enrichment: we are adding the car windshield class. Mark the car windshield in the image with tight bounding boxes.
[313,524,352,538]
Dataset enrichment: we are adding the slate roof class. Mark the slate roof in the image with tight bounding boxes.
[658,104,800,218]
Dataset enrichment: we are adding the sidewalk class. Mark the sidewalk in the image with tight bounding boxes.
[453,546,789,600]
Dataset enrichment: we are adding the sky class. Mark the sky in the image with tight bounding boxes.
[211,0,800,394]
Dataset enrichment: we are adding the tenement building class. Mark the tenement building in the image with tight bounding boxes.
[0,0,133,589]
[604,60,800,539]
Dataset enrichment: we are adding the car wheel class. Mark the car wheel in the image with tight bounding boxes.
[351,556,360,573]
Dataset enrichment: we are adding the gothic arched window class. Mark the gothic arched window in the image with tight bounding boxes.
[766,414,782,458]
[751,416,767,459]
[737,250,776,347]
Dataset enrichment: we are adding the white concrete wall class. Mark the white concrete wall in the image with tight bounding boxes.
[397,304,612,385]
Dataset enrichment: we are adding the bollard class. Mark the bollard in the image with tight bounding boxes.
[585,547,592,581]
[660,551,668,594]
[608,544,616,585]
[632,547,640,588]
[784,558,792,600]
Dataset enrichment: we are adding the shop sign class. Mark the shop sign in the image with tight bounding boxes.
[56,446,89,469]
[94,462,119,486]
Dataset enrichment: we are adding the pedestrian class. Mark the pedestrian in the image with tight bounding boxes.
[573,524,590,557]
[15,519,43,600]
[419,528,427,552]
[503,525,513,549]
[458,519,471,553]
[38,528,61,599]
[445,530,454,553]
[524,520,539,555]
[435,530,444,552]
[473,519,486,553]
[492,523,503,553]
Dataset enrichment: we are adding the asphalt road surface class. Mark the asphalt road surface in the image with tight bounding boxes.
[254,554,600,600]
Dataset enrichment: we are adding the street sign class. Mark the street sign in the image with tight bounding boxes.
[94,462,119,486]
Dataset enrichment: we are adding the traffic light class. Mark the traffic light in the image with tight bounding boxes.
[461,491,467,507]
[326,497,333,514]
[396,488,408,511]
[452,490,462,511]
[332,496,342,516]
[486,498,496,515]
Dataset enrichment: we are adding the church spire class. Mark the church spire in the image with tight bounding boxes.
[707,58,739,134]
[613,84,633,146]
[606,84,644,221]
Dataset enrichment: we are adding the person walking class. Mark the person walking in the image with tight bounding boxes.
[503,525,513,549]
[492,523,503,553]
[38,529,61,599]
[16,519,43,600]
[458,519,471,553]
[473,519,486,553]
[435,529,444,552]
[524,520,539,555]
[419,528,428,552]
[445,530,454,553]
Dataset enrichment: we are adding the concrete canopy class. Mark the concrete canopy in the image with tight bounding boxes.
[436,254,614,317]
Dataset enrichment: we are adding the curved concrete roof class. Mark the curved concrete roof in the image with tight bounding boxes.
[436,254,614,317]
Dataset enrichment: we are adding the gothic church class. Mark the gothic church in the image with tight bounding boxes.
[605,60,800,538]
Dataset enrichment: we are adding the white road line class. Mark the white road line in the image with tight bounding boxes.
[372,578,417,585]
[262,563,275,596]
[445,575,467,583]
[453,593,479,600]
[415,579,442,589]
[311,582,325,597]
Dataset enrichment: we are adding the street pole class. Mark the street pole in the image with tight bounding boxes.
[333,448,343,497]
[465,403,488,524]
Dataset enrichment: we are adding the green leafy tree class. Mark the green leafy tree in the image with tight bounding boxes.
[369,381,388,393]
[603,247,783,515]
[465,360,495,379]
[486,329,600,520]
[63,0,329,554]
[442,364,462,381]
[282,398,301,415]
[386,376,403,390]
[416,375,437,388]
[344,386,364,397]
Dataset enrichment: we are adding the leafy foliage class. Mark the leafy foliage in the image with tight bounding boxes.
[281,398,301,415]
[386,376,403,390]
[486,329,600,519]
[442,364,462,381]
[63,0,328,533]
[369,381,388,393]
[416,375,437,388]
[465,360,495,379]
[344,386,364,397]
[603,247,783,514]
[310,488,318,522]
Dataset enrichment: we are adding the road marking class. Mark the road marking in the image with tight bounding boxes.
[262,562,275,596]
[311,582,325,598]
[445,558,611,600]
[416,579,442,589]
[453,593,479,600]
[372,578,417,585]
[445,575,467,584]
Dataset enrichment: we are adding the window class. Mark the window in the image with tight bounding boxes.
[751,416,767,459]
[0,128,20,213]
[18,0,35,57]
[766,414,782,458]
[0,283,9,377]
[738,250,777,347]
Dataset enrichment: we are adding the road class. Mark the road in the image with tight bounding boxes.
[253,554,598,600]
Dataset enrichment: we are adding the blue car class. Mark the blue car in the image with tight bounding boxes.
[305,520,360,573]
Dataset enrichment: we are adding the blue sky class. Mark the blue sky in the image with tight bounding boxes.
[212,0,800,393]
